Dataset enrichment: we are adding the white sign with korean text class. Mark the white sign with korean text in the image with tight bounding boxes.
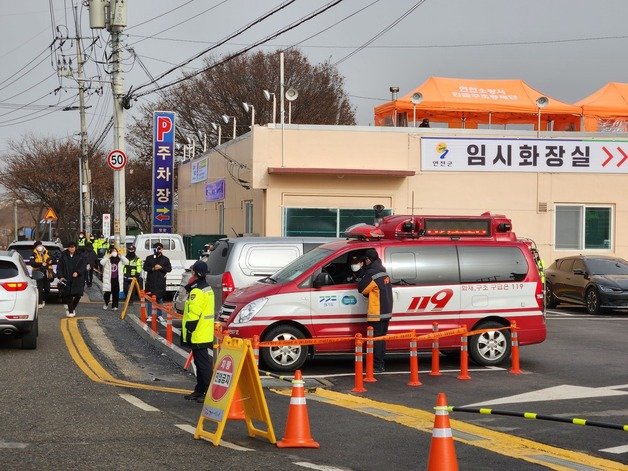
[191,157,208,184]
[102,213,111,238]
[421,137,628,173]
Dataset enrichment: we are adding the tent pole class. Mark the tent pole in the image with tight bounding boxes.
[488,112,492,129]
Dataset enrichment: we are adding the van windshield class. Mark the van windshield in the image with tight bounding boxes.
[269,247,333,283]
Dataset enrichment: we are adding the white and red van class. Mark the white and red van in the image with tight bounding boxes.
[219,213,546,371]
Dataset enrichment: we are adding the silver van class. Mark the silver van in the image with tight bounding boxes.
[173,236,338,314]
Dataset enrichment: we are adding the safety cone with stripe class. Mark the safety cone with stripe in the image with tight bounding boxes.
[427,392,458,471]
[227,387,246,421]
[276,370,320,448]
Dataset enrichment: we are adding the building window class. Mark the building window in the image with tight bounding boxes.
[244,200,253,234]
[283,208,392,237]
[555,205,612,250]
[217,202,224,235]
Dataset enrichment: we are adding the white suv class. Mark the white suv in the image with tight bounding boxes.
[0,250,40,349]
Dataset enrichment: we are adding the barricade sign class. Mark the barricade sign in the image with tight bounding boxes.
[194,336,276,446]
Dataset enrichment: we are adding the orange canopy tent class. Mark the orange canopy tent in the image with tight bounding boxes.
[575,82,628,132]
[374,76,581,131]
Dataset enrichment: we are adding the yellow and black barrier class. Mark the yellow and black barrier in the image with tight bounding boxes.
[448,406,628,432]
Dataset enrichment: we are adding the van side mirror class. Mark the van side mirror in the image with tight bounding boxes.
[313,272,332,288]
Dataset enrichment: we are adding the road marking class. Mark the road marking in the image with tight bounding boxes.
[296,388,626,471]
[175,424,253,450]
[0,440,28,449]
[464,384,628,407]
[61,317,192,394]
[293,462,350,471]
[600,444,628,454]
[119,393,160,411]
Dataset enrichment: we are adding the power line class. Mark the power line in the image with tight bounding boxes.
[132,0,298,95]
[134,0,345,99]
[334,0,427,65]
[126,0,198,31]
[124,33,628,49]
[0,43,55,92]
[129,0,231,47]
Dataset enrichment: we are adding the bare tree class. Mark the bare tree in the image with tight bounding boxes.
[127,49,356,157]
[0,135,152,239]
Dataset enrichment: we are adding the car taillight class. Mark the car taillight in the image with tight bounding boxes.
[1,281,28,291]
[221,271,235,303]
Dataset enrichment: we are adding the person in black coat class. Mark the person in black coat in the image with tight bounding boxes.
[56,241,87,317]
[83,242,98,287]
[143,242,172,320]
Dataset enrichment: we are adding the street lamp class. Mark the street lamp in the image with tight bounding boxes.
[390,86,400,127]
[285,88,298,124]
[263,89,276,125]
[242,102,255,129]
[222,114,236,139]
[411,92,423,127]
[536,96,549,138]
[211,122,222,145]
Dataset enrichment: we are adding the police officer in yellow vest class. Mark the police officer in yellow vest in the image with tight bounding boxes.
[181,261,214,402]
[123,244,143,303]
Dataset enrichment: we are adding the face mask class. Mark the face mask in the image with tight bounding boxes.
[110,251,118,257]
[36,246,44,253]
[79,234,85,239]
[128,251,135,256]
[351,263,362,272]
[153,248,161,255]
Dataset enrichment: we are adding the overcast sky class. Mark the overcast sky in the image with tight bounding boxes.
[1,0,626,155]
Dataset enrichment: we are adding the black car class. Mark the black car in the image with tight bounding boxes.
[545,255,628,314]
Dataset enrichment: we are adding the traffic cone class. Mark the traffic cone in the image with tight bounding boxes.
[427,392,458,471]
[227,387,246,420]
[276,370,320,448]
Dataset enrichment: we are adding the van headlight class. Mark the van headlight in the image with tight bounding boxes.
[233,297,268,324]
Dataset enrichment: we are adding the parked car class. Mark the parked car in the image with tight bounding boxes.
[0,250,42,349]
[173,236,339,314]
[7,240,64,299]
[545,255,628,314]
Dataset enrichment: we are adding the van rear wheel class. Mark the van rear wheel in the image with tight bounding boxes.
[468,321,510,366]
[261,325,308,372]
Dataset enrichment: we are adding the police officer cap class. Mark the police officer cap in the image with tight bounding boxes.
[364,248,379,261]
[192,261,208,277]
[128,244,136,251]
[350,253,364,263]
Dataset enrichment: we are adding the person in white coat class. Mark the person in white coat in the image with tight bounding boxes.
[100,247,128,311]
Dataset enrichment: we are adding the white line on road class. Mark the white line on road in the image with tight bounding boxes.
[119,393,160,411]
[599,444,628,454]
[293,462,351,471]
[175,424,254,451]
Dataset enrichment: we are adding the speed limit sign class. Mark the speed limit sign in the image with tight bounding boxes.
[107,149,127,171]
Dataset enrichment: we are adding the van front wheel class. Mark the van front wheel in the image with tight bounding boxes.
[261,325,308,372]
[468,321,511,366]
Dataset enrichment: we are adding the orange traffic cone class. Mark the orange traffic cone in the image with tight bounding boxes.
[227,387,246,421]
[276,370,320,448]
[427,392,458,471]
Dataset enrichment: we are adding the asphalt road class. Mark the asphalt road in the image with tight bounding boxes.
[1,290,626,471]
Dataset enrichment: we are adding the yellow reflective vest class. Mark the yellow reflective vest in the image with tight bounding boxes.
[182,286,214,349]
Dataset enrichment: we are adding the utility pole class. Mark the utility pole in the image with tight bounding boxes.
[88,0,127,250]
[74,6,92,236]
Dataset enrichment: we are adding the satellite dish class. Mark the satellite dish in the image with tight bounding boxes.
[285,88,299,101]
[536,96,549,108]
[263,89,272,101]
[411,92,423,105]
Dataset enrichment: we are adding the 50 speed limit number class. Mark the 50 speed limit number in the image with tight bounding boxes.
[107,149,127,171]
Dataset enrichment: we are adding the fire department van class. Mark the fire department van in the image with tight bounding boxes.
[219,213,547,371]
